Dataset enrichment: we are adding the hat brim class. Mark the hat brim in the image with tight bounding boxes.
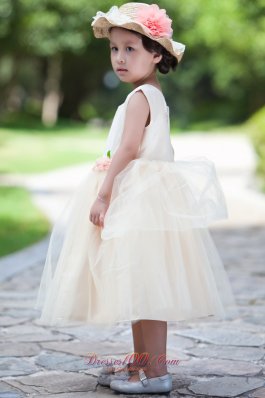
[92,16,185,63]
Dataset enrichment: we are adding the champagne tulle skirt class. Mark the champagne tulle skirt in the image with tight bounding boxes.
[34,156,238,329]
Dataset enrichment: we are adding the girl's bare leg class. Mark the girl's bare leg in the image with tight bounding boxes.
[128,320,145,372]
[128,320,168,381]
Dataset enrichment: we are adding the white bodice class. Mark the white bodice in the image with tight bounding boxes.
[103,84,175,162]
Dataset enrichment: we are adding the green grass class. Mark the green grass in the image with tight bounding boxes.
[245,106,265,193]
[0,122,108,174]
[0,186,50,257]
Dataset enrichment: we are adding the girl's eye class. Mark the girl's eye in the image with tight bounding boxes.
[110,46,134,52]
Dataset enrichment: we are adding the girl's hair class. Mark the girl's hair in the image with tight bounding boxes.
[109,27,178,74]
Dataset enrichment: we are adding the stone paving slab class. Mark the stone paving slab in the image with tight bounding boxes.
[170,357,263,377]
[178,376,265,397]
[0,357,39,377]
[186,344,265,362]
[0,380,26,397]
[35,394,94,398]
[3,371,97,394]
[0,226,264,397]
[0,324,72,344]
[40,340,132,357]
[249,387,265,398]
[174,327,265,347]
[0,342,40,357]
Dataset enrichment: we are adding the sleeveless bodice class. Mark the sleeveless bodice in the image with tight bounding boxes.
[103,84,175,162]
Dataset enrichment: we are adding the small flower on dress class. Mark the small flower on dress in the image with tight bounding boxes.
[92,153,112,171]
[136,4,173,39]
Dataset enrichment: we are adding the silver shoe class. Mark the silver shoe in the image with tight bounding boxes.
[110,368,172,394]
[97,365,130,387]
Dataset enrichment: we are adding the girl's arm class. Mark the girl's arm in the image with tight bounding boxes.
[98,91,150,203]
[89,90,150,227]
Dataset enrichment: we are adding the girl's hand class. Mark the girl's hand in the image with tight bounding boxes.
[89,198,109,228]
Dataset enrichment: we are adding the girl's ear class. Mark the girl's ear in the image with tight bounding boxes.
[153,52,162,64]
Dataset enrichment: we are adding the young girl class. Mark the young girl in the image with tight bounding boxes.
[35,2,238,394]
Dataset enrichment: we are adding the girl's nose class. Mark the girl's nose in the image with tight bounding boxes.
[117,52,125,64]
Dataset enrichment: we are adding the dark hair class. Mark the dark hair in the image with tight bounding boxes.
[141,34,178,74]
[109,27,178,74]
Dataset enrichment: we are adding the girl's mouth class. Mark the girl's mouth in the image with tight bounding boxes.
[117,68,128,72]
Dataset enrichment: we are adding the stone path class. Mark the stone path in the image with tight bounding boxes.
[0,133,265,397]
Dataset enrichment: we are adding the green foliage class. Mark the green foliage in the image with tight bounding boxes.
[20,0,91,55]
[164,0,265,124]
[247,106,265,190]
[0,0,264,126]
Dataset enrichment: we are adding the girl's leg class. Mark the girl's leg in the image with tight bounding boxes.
[128,320,168,381]
[110,321,145,374]
[129,320,145,371]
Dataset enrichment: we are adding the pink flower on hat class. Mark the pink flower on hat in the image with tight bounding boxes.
[136,4,173,39]
[92,156,112,171]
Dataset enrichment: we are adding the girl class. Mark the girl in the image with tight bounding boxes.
[35,2,239,395]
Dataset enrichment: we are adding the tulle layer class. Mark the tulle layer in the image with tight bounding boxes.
[102,156,228,239]
[34,157,238,328]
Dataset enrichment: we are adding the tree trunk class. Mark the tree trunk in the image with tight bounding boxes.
[42,54,62,126]
[2,55,19,114]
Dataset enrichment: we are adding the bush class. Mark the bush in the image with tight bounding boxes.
[247,106,265,192]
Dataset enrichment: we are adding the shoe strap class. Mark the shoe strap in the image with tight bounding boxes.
[139,369,148,386]
[101,366,115,374]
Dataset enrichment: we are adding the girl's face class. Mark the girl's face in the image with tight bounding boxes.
[109,27,161,85]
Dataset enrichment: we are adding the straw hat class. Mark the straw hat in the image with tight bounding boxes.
[91,3,185,63]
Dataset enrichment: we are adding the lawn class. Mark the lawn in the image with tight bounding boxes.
[0,122,108,174]
[0,186,50,257]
